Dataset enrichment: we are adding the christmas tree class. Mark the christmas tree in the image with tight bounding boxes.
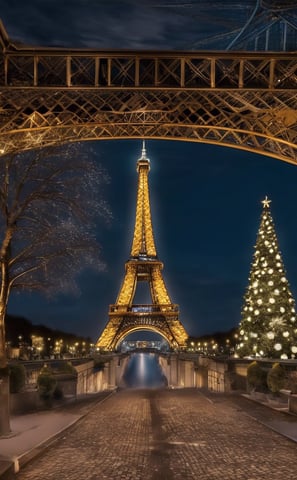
[236,196,297,359]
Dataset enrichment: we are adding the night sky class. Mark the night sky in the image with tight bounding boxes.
[2,1,297,342]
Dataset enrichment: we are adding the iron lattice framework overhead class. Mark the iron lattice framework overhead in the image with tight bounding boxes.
[0,22,297,163]
[97,143,188,351]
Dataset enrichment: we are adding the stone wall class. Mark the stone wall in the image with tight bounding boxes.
[158,354,195,388]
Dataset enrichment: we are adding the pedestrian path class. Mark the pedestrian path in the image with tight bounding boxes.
[0,391,114,478]
[199,390,297,443]
[0,389,296,479]
[0,410,81,471]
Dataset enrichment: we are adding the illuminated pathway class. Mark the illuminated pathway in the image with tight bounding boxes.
[17,389,297,480]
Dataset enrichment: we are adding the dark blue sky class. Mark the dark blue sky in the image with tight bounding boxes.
[2,1,297,341]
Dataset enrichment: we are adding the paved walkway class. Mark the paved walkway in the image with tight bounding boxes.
[1,389,296,480]
[0,392,113,477]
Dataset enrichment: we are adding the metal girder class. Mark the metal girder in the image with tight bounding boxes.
[0,36,297,162]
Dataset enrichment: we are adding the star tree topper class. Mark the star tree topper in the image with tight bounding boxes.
[262,195,271,208]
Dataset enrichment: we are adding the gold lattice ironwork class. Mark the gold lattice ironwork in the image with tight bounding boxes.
[0,22,297,163]
[97,143,188,350]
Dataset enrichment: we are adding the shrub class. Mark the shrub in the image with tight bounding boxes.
[53,385,64,400]
[58,361,77,375]
[37,364,57,400]
[9,363,26,393]
[247,361,267,392]
[267,363,286,394]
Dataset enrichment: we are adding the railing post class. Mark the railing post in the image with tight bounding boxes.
[210,58,215,88]
[180,57,185,88]
[269,58,276,89]
[94,57,99,87]
[239,59,244,88]
[66,56,71,87]
[34,55,38,87]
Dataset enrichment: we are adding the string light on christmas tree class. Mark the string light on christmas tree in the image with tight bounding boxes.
[236,196,297,359]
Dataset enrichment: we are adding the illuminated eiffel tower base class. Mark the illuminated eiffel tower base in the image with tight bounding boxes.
[96,143,188,351]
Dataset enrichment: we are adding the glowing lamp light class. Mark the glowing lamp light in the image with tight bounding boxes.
[268,269,274,274]
[280,307,285,313]
[269,298,275,304]
[254,309,259,315]
[280,354,288,359]
[282,331,289,338]
[268,281,274,286]
[274,343,282,351]
[267,331,274,339]
[257,299,262,305]
[291,346,297,353]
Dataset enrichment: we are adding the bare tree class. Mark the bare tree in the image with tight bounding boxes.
[0,142,110,435]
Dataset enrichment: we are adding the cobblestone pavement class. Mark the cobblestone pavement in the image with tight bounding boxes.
[17,389,297,480]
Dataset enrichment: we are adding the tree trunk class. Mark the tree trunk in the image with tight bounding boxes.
[0,369,10,435]
[0,308,10,435]
[0,260,11,436]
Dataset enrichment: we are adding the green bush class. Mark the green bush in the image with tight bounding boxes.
[267,363,286,394]
[58,361,77,375]
[9,363,26,393]
[247,361,267,392]
[37,364,57,400]
[53,385,64,400]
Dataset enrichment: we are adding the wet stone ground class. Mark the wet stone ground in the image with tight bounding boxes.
[17,389,297,480]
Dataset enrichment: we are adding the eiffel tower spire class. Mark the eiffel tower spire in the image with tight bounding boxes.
[131,139,156,258]
[96,143,188,351]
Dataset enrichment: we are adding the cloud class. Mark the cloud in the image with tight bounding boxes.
[1,0,251,49]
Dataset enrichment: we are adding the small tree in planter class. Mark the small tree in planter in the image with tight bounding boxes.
[9,364,26,393]
[247,361,267,393]
[267,362,286,396]
[37,364,57,408]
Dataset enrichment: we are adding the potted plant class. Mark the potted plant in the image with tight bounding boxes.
[267,363,286,403]
[37,364,57,408]
[246,361,267,399]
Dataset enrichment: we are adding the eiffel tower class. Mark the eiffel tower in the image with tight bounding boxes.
[96,142,188,351]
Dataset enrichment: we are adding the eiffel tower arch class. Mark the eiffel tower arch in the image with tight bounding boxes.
[0,21,297,164]
[96,143,188,351]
